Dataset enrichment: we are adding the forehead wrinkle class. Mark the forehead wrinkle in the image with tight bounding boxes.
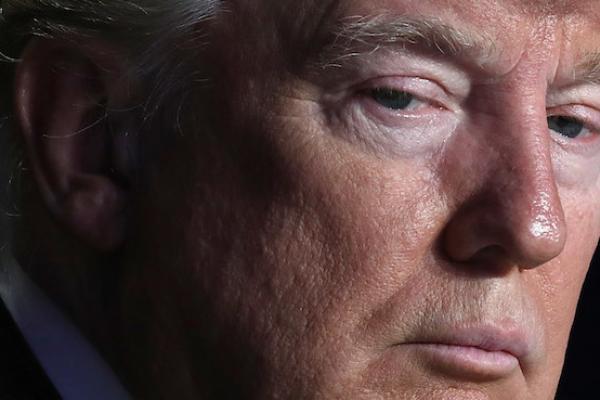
[511,0,592,15]
[313,14,498,70]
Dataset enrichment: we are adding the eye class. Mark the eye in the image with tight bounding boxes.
[547,116,588,139]
[368,88,424,111]
[336,76,458,155]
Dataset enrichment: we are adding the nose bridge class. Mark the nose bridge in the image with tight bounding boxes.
[482,81,567,266]
[443,82,567,270]
[491,111,566,265]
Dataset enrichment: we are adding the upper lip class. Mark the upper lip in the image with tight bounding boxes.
[403,323,531,360]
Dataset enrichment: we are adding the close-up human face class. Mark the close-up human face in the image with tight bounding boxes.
[124,0,600,398]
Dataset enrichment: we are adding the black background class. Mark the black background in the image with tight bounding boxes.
[556,246,599,399]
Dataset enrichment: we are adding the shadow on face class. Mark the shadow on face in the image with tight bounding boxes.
[9,0,600,399]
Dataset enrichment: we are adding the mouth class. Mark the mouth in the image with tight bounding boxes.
[397,324,530,380]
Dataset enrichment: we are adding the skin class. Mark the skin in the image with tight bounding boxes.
[12,0,600,399]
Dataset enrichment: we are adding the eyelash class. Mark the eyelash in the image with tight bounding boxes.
[351,78,452,124]
[546,106,600,141]
[355,83,600,142]
[362,88,430,112]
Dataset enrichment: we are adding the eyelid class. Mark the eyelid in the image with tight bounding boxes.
[364,88,427,111]
[547,85,600,110]
[356,76,454,111]
[312,48,473,99]
[547,104,600,132]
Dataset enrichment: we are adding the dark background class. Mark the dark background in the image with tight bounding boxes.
[556,245,599,399]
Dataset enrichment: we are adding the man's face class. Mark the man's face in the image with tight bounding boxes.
[128,0,600,398]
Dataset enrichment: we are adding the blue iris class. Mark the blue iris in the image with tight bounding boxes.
[370,88,414,110]
[547,116,585,139]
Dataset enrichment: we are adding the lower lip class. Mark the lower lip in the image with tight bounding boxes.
[410,343,520,379]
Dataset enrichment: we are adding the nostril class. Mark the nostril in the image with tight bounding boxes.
[470,244,508,264]
[459,244,515,276]
[440,195,567,274]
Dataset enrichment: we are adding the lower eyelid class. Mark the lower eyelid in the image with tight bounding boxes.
[362,97,431,116]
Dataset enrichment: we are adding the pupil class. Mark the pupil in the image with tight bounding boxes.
[547,116,584,139]
[371,88,413,110]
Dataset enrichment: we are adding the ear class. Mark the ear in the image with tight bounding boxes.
[14,38,138,252]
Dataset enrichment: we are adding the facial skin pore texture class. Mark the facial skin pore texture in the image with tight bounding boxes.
[9,0,600,399]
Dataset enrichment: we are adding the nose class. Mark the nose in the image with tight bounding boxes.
[442,107,567,270]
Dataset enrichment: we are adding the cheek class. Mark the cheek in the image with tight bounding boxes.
[243,133,449,386]
[526,193,600,364]
[183,124,449,396]
[551,141,600,189]
[277,133,445,308]
[551,192,600,300]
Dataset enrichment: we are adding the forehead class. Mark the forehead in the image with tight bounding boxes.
[256,0,600,79]
[335,0,597,15]
[308,0,600,21]
[333,0,600,35]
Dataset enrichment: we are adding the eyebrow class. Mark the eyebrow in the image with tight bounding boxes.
[574,52,600,85]
[308,14,600,89]
[312,15,497,69]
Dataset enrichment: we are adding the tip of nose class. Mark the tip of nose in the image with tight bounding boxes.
[517,217,567,269]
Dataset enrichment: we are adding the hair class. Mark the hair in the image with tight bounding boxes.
[0,0,220,237]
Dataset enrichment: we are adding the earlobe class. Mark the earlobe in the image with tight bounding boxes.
[14,38,135,252]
